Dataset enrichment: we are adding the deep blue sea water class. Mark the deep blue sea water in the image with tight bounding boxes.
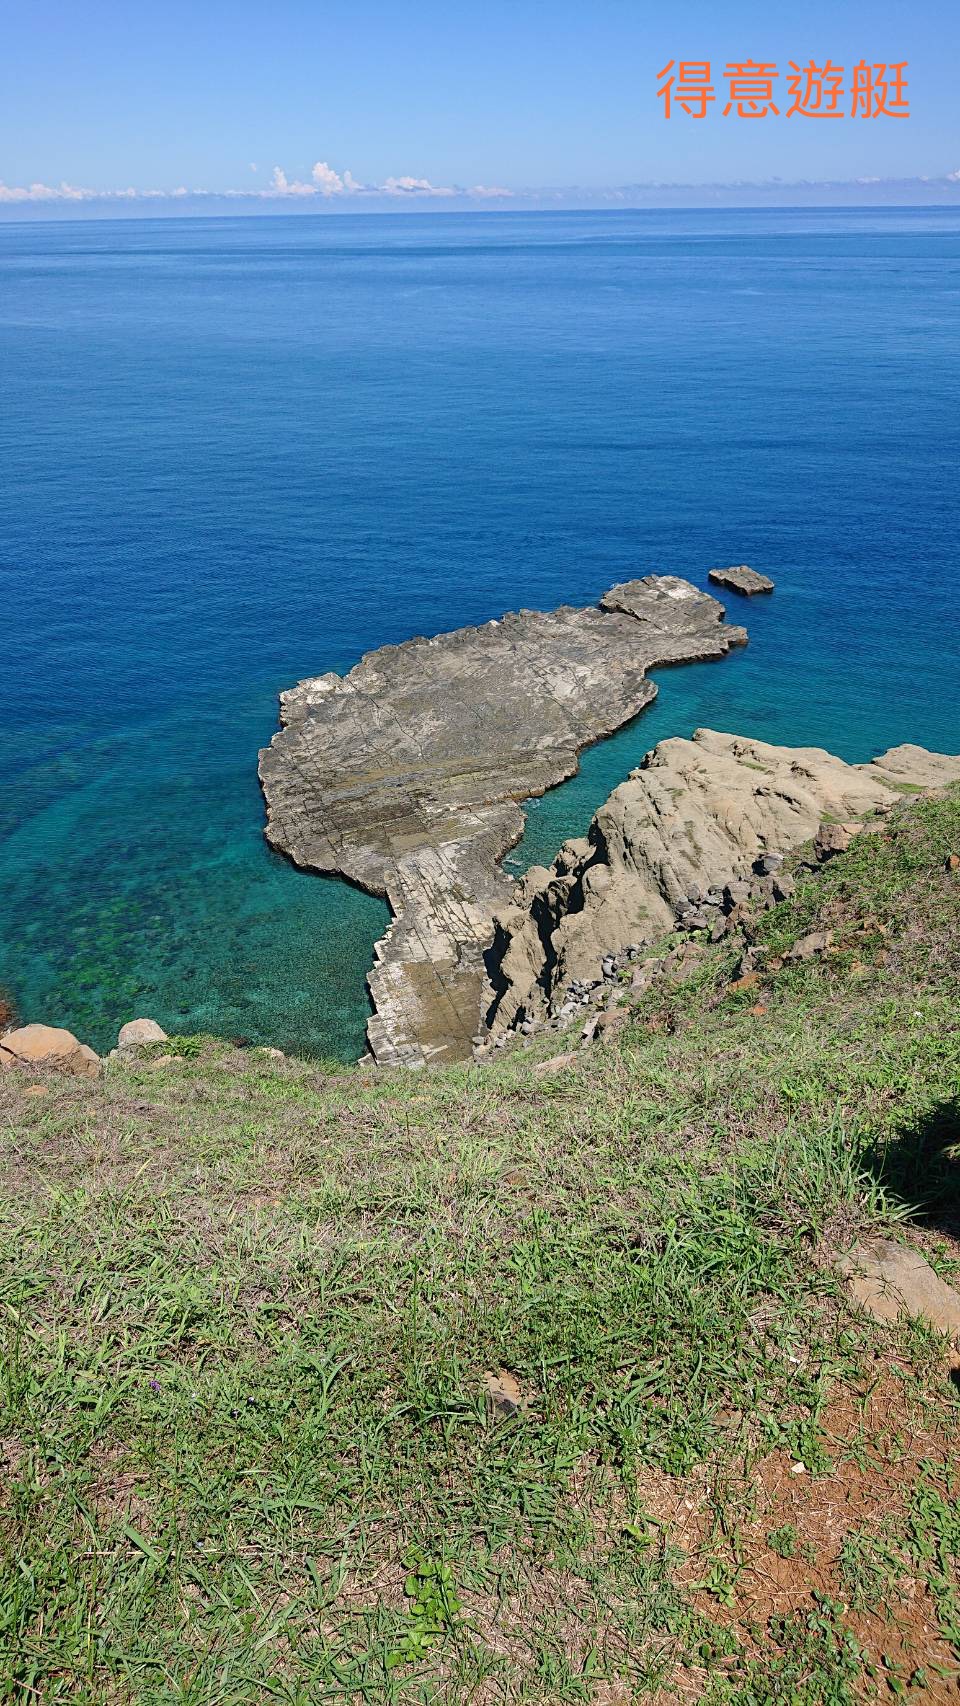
[2,208,959,1057]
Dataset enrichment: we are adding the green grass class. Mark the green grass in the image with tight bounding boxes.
[2,790,960,1701]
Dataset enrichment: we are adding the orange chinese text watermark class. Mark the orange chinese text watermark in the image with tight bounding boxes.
[656,59,909,117]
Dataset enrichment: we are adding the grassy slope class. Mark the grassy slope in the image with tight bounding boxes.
[2,790,960,1704]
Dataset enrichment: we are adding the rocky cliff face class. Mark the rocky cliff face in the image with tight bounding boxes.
[483,731,960,1037]
[259,579,746,1068]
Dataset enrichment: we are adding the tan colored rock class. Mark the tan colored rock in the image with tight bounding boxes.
[592,1008,623,1039]
[814,821,860,860]
[838,1238,960,1341]
[0,1024,101,1079]
[484,1369,524,1415]
[787,930,833,963]
[118,1018,168,1049]
[869,744,960,792]
[532,1052,578,1076]
[486,730,960,1036]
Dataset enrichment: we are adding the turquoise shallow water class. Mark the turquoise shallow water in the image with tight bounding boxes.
[1,208,959,1057]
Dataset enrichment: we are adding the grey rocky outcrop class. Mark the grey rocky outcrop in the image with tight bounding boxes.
[484,731,960,1037]
[708,565,775,595]
[259,578,746,1068]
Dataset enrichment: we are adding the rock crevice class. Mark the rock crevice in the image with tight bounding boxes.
[483,730,960,1038]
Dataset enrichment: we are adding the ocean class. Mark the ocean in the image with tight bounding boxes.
[2,207,958,1058]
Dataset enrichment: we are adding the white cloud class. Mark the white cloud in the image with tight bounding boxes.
[267,165,317,197]
[311,160,346,195]
[380,174,455,197]
[0,179,93,202]
[0,178,214,204]
[469,184,514,200]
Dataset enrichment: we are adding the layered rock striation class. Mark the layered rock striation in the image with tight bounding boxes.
[484,731,960,1037]
[259,578,747,1066]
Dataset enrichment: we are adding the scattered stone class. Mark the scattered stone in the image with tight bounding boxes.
[595,1009,625,1041]
[118,1018,168,1050]
[725,903,756,936]
[532,1051,578,1076]
[772,872,795,902]
[728,971,761,995]
[755,852,783,875]
[630,962,657,993]
[724,879,754,910]
[22,1085,49,1098]
[258,1046,286,1061]
[787,930,833,963]
[662,942,707,985]
[0,1024,101,1079]
[947,854,960,873]
[708,565,775,596]
[684,910,711,932]
[837,1239,960,1341]
[484,1368,524,1416]
[749,1003,768,1017]
[814,821,861,861]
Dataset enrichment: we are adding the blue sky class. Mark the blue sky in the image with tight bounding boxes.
[2,0,958,213]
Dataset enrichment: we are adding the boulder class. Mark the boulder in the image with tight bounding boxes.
[838,1239,960,1342]
[0,1024,101,1079]
[708,565,775,596]
[814,821,860,861]
[118,1018,168,1050]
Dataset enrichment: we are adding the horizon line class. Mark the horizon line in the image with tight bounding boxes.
[2,162,960,218]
